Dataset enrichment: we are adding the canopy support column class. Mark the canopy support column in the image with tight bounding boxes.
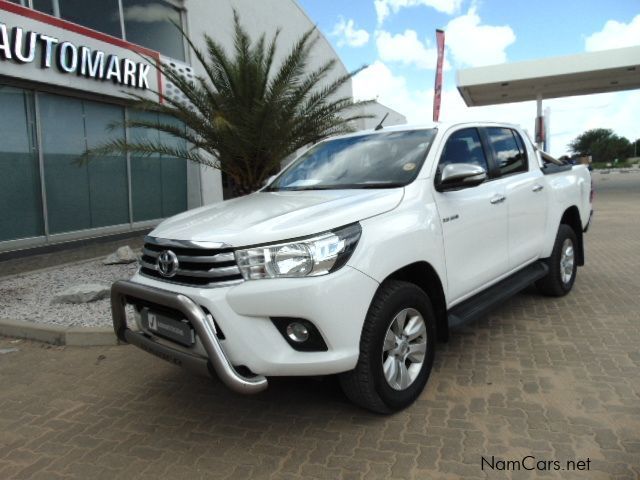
[535,94,544,150]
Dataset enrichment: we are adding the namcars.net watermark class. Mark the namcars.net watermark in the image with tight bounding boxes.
[481,456,591,472]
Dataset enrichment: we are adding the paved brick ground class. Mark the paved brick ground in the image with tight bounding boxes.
[1,173,639,479]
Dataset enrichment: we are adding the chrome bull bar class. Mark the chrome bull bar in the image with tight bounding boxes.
[111,280,268,394]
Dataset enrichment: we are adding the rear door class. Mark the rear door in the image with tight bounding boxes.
[433,127,509,304]
[483,127,548,269]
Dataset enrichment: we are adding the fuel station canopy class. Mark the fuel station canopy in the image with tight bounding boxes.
[457,45,640,106]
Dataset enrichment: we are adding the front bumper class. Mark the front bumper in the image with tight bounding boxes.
[112,265,380,383]
[111,280,268,394]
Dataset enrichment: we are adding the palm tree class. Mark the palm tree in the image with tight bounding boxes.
[96,12,373,196]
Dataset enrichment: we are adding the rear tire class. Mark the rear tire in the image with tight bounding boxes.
[536,224,578,297]
[339,281,436,413]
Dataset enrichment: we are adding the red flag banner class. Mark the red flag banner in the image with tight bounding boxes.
[432,29,445,122]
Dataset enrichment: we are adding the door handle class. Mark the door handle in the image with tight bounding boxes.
[490,195,506,204]
[532,184,544,192]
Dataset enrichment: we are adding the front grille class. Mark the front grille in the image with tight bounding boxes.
[139,239,243,287]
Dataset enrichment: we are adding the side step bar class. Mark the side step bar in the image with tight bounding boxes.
[448,261,549,328]
[111,280,268,394]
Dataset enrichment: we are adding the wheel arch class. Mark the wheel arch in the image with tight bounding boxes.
[560,206,584,266]
[381,262,449,342]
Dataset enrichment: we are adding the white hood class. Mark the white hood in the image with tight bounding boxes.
[150,189,404,247]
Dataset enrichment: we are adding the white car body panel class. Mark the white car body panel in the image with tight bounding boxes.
[504,169,548,269]
[347,179,448,291]
[432,177,508,302]
[539,165,591,258]
[152,189,404,247]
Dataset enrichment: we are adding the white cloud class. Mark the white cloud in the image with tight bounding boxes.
[584,14,640,51]
[353,61,434,122]
[353,61,521,129]
[331,17,370,48]
[547,92,640,154]
[352,61,410,102]
[374,0,463,25]
[445,7,516,67]
[376,29,450,70]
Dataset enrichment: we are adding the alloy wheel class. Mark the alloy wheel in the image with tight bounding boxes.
[382,308,428,391]
[560,238,575,285]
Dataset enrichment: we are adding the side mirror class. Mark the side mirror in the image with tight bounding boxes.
[438,163,487,191]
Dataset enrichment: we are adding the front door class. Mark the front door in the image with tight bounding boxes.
[433,127,509,304]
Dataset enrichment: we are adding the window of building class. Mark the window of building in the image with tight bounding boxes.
[122,0,185,60]
[83,102,130,227]
[129,111,187,221]
[486,127,528,176]
[32,0,58,16]
[39,94,129,234]
[0,86,44,242]
[29,0,186,61]
[7,0,28,6]
[58,0,123,38]
[0,82,190,248]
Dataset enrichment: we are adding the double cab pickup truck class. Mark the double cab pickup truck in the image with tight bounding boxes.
[111,121,593,413]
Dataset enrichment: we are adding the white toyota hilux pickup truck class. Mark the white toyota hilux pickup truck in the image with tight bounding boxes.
[111,121,593,413]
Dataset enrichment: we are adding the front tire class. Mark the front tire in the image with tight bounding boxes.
[339,281,436,413]
[536,224,578,297]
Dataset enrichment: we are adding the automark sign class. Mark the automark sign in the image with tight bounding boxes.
[0,23,151,89]
[0,1,161,101]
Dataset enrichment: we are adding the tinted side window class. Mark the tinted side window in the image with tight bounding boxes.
[487,127,528,176]
[438,128,489,174]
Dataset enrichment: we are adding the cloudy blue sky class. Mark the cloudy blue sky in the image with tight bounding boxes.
[298,0,640,156]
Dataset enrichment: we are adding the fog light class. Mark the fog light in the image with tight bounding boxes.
[271,317,328,352]
[286,322,309,343]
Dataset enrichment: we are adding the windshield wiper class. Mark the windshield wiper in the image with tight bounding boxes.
[267,183,405,191]
[353,183,405,189]
[270,185,341,191]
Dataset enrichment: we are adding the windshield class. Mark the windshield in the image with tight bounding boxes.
[267,129,437,191]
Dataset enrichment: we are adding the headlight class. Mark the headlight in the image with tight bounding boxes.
[234,223,362,280]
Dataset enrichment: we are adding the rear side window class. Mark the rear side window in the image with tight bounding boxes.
[438,128,489,174]
[486,127,528,176]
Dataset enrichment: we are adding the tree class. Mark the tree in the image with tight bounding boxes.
[632,139,640,158]
[568,128,633,164]
[94,12,372,196]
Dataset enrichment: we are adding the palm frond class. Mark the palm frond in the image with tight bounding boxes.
[88,12,377,195]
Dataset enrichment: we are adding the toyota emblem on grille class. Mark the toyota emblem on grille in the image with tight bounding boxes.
[157,250,179,278]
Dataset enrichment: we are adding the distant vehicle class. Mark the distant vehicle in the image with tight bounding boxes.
[111,122,593,413]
